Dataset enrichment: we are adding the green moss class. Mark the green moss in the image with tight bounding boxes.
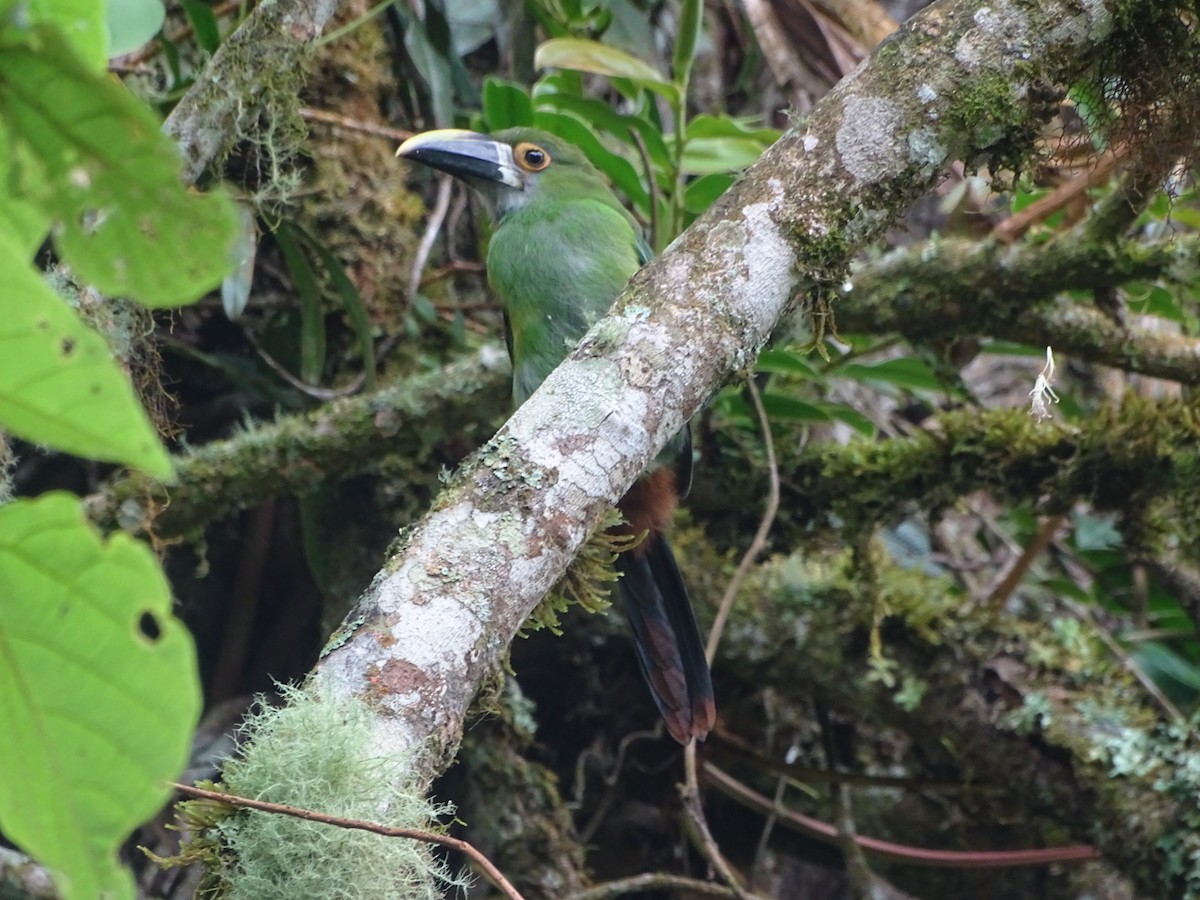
[946,71,1043,176]
[162,683,468,899]
[521,507,627,635]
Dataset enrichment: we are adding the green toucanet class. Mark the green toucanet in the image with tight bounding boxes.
[396,127,715,743]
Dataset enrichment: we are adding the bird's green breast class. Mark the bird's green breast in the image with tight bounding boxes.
[487,197,641,404]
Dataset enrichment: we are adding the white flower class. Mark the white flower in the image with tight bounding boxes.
[1029,346,1060,421]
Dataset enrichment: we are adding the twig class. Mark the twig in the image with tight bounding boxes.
[409,175,456,305]
[705,380,781,662]
[818,703,878,897]
[992,146,1129,243]
[833,784,877,898]
[573,728,662,844]
[300,107,413,143]
[628,126,660,241]
[703,764,1100,869]
[681,744,760,899]
[986,515,1064,609]
[419,260,486,288]
[713,725,972,791]
[570,873,739,899]
[750,770,788,886]
[243,327,365,399]
[169,781,526,900]
[679,379,780,900]
[1061,596,1184,723]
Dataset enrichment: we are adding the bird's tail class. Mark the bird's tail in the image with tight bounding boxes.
[616,534,715,744]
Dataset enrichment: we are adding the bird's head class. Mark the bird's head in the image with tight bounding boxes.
[396,127,603,219]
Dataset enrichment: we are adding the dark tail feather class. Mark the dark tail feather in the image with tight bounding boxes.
[616,534,715,744]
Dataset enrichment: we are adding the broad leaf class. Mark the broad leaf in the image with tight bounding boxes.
[535,37,677,100]
[756,347,819,379]
[0,127,50,258]
[482,76,534,130]
[27,0,107,69]
[680,136,765,175]
[0,493,201,899]
[0,228,173,477]
[536,92,672,176]
[0,26,237,306]
[104,0,165,58]
[840,357,945,392]
[683,173,733,214]
[686,113,780,144]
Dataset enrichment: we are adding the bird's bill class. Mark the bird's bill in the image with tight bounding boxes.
[395,129,522,188]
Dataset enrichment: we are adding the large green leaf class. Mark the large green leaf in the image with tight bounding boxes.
[0,25,237,306]
[27,0,107,69]
[0,126,50,258]
[755,347,820,379]
[535,37,678,101]
[0,228,172,477]
[0,493,201,899]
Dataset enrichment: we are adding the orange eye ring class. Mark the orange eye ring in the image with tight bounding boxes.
[514,142,551,172]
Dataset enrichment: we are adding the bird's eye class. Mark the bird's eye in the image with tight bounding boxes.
[514,142,551,172]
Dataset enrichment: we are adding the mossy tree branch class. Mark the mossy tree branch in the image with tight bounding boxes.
[163,0,343,183]
[782,401,1199,536]
[87,354,507,539]
[842,234,1200,384]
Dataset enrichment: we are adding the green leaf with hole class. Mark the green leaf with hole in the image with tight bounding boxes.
[0,493,201,900]
[0,25,237,306]
[0,228,172,477]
